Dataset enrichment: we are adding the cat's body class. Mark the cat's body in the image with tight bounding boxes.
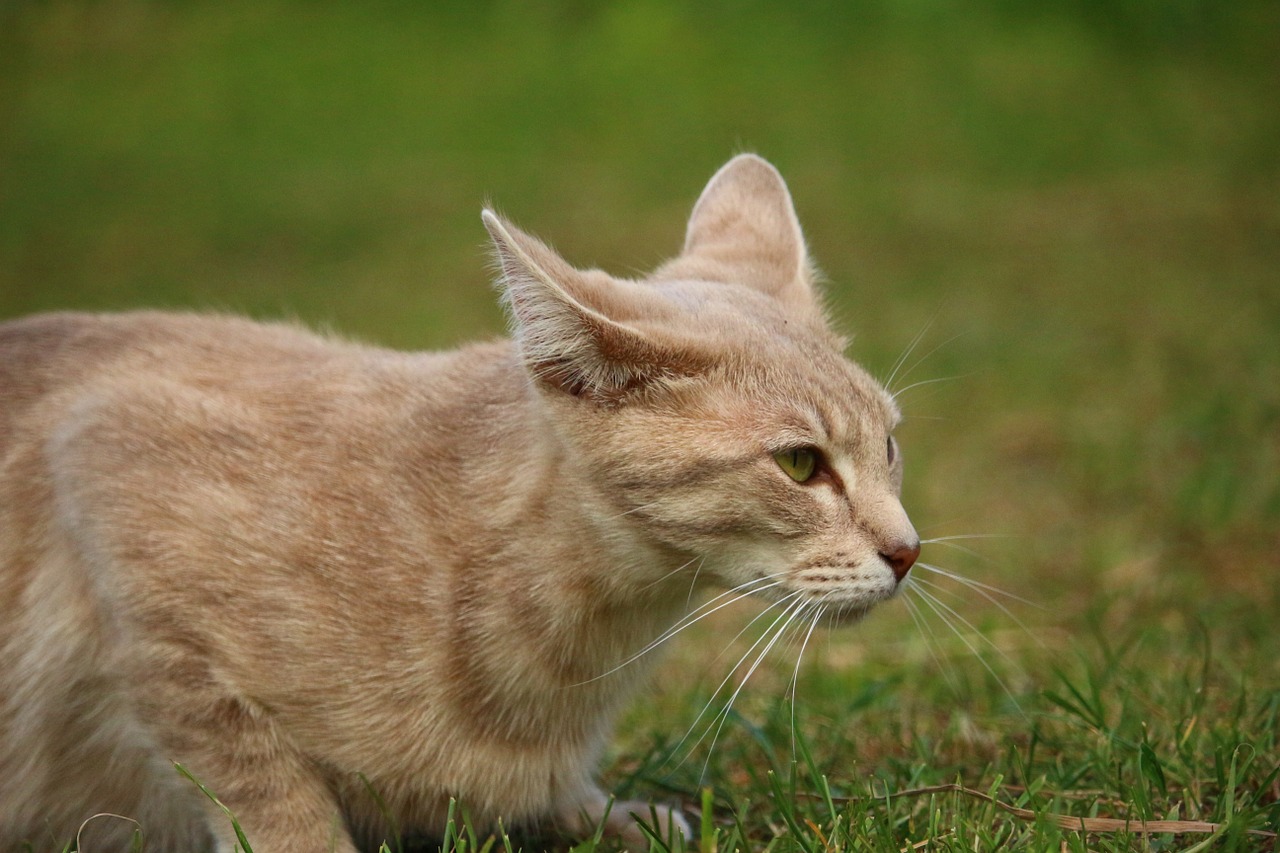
[0,156,919,852]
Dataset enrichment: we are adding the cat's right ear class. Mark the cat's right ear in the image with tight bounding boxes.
[483,210,693,400]
[662,154,817,311]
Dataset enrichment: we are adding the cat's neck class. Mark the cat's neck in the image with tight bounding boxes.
[488,399,696,682]
[399,343,697,688]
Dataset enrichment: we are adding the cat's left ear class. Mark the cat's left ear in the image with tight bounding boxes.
[483,210,699,400]
[662,154,816,310]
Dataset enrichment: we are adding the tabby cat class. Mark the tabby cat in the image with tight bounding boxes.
[0,154,919,851]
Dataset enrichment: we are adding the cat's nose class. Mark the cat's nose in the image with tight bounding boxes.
[881,540,920,582]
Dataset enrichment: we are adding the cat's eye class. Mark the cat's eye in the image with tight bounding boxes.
[887,436,897,465]
[774,447,818,483]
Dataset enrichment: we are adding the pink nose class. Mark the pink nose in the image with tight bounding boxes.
[882,540,920,582]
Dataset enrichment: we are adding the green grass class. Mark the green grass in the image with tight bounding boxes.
[3,0,1277,850]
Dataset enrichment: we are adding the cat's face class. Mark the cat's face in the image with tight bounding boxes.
[485,154,919,622]
[561,286,916,623]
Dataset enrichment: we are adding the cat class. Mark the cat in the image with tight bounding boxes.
[0,154,919,852]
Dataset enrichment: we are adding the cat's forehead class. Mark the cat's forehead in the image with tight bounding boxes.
[770,344,899,441]
[643,277,898,434]
[682,313,894,431]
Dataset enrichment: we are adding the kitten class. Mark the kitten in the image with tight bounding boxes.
[0,154,919,852]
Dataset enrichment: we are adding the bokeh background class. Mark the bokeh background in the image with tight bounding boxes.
[2,0,1278,839]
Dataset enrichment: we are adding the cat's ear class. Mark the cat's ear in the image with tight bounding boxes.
[483,210,693,400]
[666,154,815,308]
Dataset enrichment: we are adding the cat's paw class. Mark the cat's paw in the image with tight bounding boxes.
[610,799,691,851]
[559,792,691,851]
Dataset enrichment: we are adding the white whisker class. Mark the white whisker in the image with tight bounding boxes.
[910,578,1021,668]
[919,534,1013,565]
[920,539,988,561]
[909,584,1026,716]
[789,599,826,758]
[902,593,961,696]
[672,593,805,768]
[571,573,788,686]
[890,330,969,397]
[914,562,1043,610]
[921,534,1012,544]
[883,319,935,393]
[706,589,808,667]
[684,557,706,610]
[891,374,968,401]
[637,555,700,593]
[920,534,1014,559]
[611,501,662,520]
[698,595,808,779]
[913,564,1047,655]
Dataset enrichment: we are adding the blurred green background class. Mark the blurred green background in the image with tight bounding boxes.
[2,0,1278,755]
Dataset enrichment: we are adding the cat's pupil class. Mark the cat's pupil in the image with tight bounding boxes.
[774,447,817,482]
[887,436,896,464]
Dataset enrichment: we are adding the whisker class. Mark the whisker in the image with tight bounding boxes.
[611,501,662,520]
[684,557,706,610]
[572,573,788,685]
[918,533,1015,565]
[914,564,1047,654]
[914,562,1043,609]
[920,539,988,561]
[665,571,790,639]
[779,599,819,662]
[910,578,1022,668]
[902,593,961,696]
[921,533,1011,542]
[891,330,969,397]
[707,589,806,666]
[891,374,969,401]
[673,593,806,765]
[636,555,700,593]
[920,533,1014,545]
[909,584,1026,716]
[698,595,808,779]
[883,318,936,393]
[788,599,826,758]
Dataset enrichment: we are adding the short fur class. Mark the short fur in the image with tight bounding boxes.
[0,155,919,852]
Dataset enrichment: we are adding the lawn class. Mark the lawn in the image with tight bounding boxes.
[2,1,1277,849]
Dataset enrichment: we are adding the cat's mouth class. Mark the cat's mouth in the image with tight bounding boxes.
[749,579,898,629]
[779,563,901,624]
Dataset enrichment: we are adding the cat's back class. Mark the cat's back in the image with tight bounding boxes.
[0,312,135,448]
[0,310,484,455]
[0,311,331,435]
[1,310,361,397]
[0,309,520,594]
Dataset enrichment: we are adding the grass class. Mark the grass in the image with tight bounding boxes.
[3,0,1277,850]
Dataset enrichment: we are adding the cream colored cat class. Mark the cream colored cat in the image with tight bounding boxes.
[0,155,919,852]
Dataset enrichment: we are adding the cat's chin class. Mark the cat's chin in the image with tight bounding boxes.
[820,604,873,627]
[814,589,903,627]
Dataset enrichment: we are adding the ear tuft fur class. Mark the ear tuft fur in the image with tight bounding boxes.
[482,210,687,400]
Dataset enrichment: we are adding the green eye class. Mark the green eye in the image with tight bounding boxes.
[774,447,818,483]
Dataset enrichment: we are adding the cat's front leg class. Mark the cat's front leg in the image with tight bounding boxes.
[558,788,691,851]
[139,687,359,853]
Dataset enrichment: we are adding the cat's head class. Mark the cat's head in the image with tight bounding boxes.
[484,154,919,622]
